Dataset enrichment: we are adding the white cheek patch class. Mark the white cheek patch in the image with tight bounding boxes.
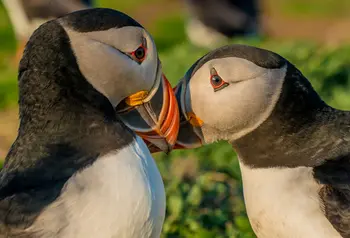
[59,25,158,107]
[189,58,287,141]
[138,33,158,90]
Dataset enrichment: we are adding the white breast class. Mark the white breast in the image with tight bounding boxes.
[31,136,166,238]
[239,159,340,238]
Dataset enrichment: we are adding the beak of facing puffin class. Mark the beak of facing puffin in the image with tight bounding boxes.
[116,73,180,154]
[172,78,204,150]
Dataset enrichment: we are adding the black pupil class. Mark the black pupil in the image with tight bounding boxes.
[135,47,145,59]
[211,75,222,85]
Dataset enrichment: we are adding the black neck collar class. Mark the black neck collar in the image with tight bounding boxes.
[232,63,350,168]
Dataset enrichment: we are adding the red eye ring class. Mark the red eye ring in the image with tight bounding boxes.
[130,44,147,63]
[210,74,229,92]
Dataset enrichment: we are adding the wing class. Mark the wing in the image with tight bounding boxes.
[0,168,65,237]
[314,154,350,238]
[0,137,102,237]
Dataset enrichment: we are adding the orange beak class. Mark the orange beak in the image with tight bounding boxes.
[143,78,205,153]
[116,74,180,153]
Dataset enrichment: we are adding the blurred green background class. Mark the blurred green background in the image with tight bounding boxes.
[0,0,350,237]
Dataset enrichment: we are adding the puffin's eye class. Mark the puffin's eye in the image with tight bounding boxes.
[130,44,147,63]
[135,47,145,59]
[210,74,229,92]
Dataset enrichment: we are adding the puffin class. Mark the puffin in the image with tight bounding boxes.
[0,8,180,238]
[2,0,94,63]
[183,0,260,48]
[170,44,350,237]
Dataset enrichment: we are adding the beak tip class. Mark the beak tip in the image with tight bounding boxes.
[161,142,174,154]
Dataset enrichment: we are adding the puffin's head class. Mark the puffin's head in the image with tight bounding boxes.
[55,8,179,152]
[172,44,287,148]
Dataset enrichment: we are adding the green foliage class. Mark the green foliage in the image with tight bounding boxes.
[152,13,187,52]
[276,0,350,17]
[0,3,16,53]
[0,75,18,109]
[0,2,18,109]
[97,0,159,13]
[154,144,254,237]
